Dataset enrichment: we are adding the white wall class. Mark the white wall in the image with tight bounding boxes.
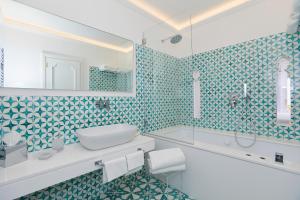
[15,0,293,57]
[144,0,294,57]
[190,0,293,55]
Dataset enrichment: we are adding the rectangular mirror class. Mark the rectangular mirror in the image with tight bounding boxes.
[0,0,135,95]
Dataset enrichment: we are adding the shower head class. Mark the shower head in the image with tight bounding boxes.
[161,34,182,44]
[170,34,182,44]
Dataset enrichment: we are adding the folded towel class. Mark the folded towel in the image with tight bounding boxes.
[126,151,144,171]
[150,163,186,174]
[193,71,201,119]
[103,157,128,183]
[148,148,185,172]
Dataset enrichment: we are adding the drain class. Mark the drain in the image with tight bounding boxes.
[245,154,251,156]
[260,157,266,160]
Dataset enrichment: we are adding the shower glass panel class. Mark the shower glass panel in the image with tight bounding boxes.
[142,16,195,144]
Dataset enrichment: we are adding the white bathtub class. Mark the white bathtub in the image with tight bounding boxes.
[149,126,300,200]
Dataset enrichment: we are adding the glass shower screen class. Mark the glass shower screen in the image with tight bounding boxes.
[141,16,195,144]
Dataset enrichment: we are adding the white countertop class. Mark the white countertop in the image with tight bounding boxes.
[0,135,155,188]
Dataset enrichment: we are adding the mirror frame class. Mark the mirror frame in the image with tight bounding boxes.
[0,0,136,97]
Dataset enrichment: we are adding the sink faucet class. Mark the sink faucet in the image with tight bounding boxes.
[95,98,110,111]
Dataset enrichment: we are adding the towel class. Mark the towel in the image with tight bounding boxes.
[193,71,201,118]
[148,148,185,172]
[126,151,144,171]
[150,164,186,174]
[103,157,128,183]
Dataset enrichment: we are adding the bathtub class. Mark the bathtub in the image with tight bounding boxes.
[149,126,300,200]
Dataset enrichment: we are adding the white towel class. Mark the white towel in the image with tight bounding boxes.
[126,151,144,171]
[148,148,185,172]
[103,157,128,183]
[150,164,186,174]
[193,71,201,118]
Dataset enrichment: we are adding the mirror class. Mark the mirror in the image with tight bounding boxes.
[0,0,135,94]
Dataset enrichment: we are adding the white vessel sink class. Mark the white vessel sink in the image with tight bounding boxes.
[77,124,137,150]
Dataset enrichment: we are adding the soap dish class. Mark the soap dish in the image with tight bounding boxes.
[38,149,55,160]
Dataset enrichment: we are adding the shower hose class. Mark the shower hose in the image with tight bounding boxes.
[234,107,257,148]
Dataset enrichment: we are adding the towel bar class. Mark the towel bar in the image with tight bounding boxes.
[95,160,104,167]
[137,148,153,153]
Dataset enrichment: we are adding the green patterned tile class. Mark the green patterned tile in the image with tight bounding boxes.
[1,29,300,199]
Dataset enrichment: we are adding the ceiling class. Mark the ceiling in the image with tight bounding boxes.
[119,0,250,30]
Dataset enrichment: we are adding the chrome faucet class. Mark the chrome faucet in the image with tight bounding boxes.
[95,98,110,111]
[229,93,238,108]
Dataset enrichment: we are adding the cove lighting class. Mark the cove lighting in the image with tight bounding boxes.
[128,0,249,30]
[3,17,133,53]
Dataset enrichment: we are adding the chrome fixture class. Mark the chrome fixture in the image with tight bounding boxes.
[95,98,110,111]
[229,83,251,108]
[142,32,147,45]
[161,34,182,44]
[229,93,238,108]
[0,140,28,167]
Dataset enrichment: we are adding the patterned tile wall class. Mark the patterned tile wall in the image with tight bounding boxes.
[0,45,192,197]
[1,30,300,152]
[0,48,3,87]
[188,31,300,141]
[1,30,300,153]
[143,30,300,142]
[142,48,191,133]
[89,66,132,92]
[0,96,143,152]
[0,47,145,151]
[0,30,299,199]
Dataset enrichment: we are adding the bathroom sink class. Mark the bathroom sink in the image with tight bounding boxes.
[77,124,137,150]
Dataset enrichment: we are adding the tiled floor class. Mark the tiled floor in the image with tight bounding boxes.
[20,169,193,200]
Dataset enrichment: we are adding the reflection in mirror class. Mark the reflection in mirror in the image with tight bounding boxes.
[0,0,134,93]
[89,66,132,92]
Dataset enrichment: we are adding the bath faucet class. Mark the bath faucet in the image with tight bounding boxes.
[229,93,238,108]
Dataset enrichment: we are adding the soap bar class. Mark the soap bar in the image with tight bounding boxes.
[38,150,55,160]
[52,138,64,152]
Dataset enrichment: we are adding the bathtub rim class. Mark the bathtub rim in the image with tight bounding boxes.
[149,125,300,148]
[149,133,300,176]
